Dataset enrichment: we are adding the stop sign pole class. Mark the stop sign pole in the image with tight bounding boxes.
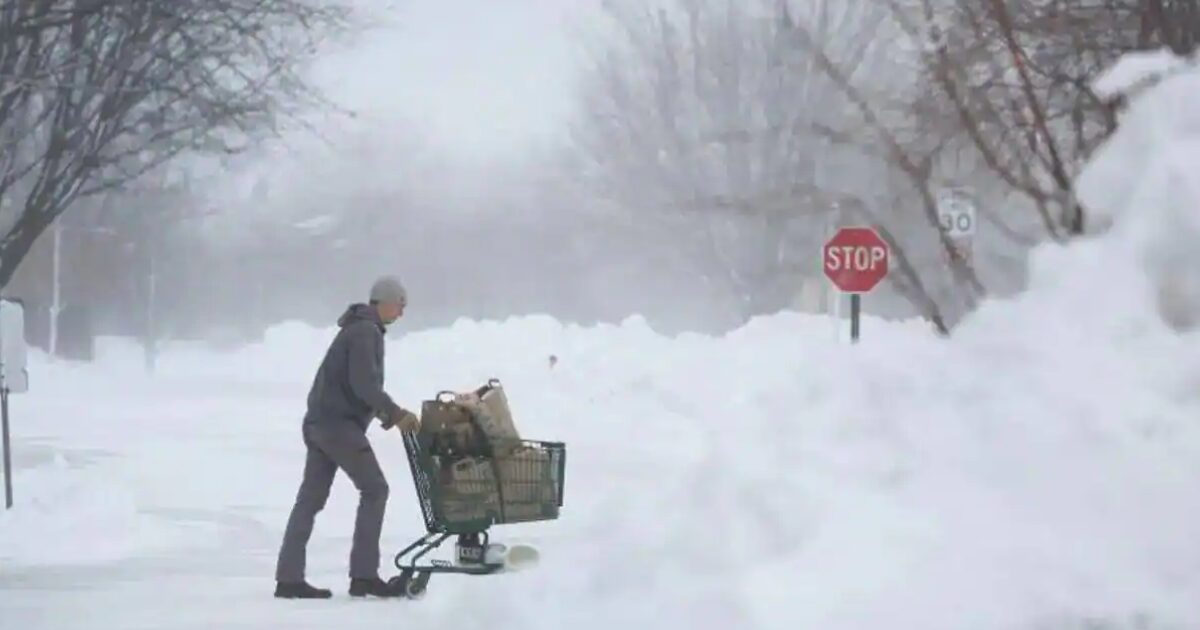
[823,226,890,343]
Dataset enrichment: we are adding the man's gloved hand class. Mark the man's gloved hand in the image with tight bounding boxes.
[387,407,420,433]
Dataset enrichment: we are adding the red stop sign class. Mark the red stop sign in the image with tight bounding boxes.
[823,227,890,293]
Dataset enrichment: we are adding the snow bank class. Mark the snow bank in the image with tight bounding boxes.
[4,51,1200,629]
[1078,49,1200,336]
[1090,47,1190,100]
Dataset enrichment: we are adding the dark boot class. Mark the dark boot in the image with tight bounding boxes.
[274,581,332,599]
[349,576,402,598]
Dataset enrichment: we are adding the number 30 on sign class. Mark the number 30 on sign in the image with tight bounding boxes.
[937,189,976,238]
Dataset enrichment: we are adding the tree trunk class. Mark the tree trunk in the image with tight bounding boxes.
[0,213,54,293]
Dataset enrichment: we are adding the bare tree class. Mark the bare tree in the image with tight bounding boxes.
[1136,0,1200,53]
[780,0,1200,330]
[569,0,1199,332]
[782,8,981,332]
[0,0,346,290]
[570,0,891,323]
[882,0,1200,240]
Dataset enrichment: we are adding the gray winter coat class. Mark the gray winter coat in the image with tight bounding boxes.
[303,303,400,431]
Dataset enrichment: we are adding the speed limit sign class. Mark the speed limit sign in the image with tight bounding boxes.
[937,188,976,237]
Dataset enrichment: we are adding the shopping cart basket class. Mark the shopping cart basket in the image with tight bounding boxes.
[388,389,566,599]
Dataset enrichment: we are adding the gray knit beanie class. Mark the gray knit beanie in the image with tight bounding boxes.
[369,275,407,305]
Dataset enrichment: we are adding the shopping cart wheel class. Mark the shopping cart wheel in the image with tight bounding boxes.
[387,568,411,591]
[405,570,431,600]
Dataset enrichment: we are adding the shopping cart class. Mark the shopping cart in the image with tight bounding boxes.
[388,388,566,599]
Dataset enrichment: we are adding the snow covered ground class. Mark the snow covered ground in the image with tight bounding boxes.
[4,51,1200,630]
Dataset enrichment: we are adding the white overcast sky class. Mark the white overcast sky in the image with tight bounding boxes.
[310,0,586,161]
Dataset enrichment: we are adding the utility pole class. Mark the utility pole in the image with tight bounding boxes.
[49,222,62,357]
[145,240,157,373]
[1,357,11,509]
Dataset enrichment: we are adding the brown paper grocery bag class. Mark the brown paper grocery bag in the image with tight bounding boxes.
[497,447,554,503]
[420,393,481,455]
[469,379,522,455]
[478,381,520,440]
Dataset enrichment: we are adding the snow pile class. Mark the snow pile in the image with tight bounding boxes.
[1078,49,1200,334]
[3,51,1200,629]
[1090,47,1191,101]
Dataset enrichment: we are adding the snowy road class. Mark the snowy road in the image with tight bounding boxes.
[0,360,460,630]
[0,326,708,629]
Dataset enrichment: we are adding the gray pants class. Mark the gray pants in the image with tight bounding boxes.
[275,421,390,582]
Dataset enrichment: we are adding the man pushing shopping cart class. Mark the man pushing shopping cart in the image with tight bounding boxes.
[273,276,565,601]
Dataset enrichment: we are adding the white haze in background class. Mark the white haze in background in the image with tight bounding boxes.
[171,0,991,340]
[187,0,719,337]
[210,0,584,204]
[309,0,581,163]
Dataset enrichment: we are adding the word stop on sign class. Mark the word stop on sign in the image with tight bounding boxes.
[823,226,890,293]
[825,245,887,271]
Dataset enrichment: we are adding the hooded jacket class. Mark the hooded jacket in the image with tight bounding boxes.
[303,303,400,431]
